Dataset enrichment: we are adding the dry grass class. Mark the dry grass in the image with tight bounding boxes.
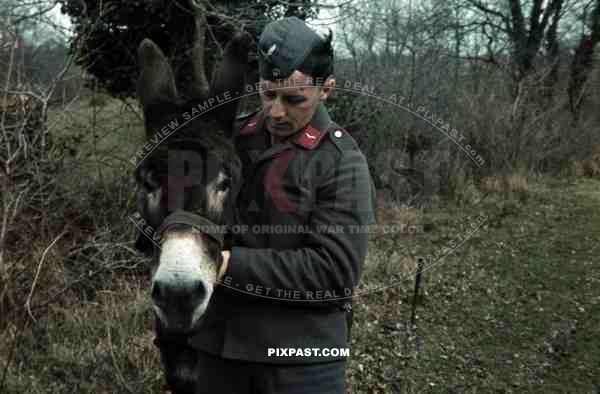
[1,277,162,393]
[574,144,600,178]
[371,194,421,241]
[479,173,529,194]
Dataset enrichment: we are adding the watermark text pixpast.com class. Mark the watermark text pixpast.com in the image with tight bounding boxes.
[268,348,349,357]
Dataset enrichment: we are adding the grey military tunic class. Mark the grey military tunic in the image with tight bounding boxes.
[189,103,376,364]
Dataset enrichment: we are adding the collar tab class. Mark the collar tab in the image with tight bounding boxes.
[294,125,329,149]
[239,113,263,136]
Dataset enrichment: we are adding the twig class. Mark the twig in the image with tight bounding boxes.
[0,312,29,391]
[0,89,44,102]
[25,230,67,321]
[11,1,59,25]
[1,25,18,168]
[118,98,144,122]
[410,257,424,327]
[106,321,134,393]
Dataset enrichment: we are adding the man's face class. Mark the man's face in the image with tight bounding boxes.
[259,70,334,138]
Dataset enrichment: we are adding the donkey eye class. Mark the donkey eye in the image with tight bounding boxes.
[216,177,231,191]
[136,163,161,191]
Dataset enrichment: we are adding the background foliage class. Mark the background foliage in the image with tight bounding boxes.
[57,0,317,97]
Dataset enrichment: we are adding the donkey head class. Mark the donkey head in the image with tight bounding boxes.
[135,13,250,333]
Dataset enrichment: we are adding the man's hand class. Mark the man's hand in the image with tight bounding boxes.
[218,250,231,283]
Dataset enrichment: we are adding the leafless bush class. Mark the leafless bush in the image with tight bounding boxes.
[0,15,154,390]
[332,0,600,210]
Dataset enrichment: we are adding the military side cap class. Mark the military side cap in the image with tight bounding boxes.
[258,17,325,81]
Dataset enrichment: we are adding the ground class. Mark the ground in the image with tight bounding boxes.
[347,177,600,393]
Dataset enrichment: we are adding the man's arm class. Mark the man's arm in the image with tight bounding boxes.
[220,148,375,309]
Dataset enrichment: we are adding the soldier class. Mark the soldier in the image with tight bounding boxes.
[188,17,376,393]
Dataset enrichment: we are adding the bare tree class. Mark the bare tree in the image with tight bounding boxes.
[568,0,600,122]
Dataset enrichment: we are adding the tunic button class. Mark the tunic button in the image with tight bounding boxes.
[334,130,343,138]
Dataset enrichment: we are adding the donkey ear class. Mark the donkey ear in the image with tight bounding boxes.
[137,38,177,107]
[210,32,253,128]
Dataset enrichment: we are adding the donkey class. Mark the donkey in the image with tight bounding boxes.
[133,12,250,391]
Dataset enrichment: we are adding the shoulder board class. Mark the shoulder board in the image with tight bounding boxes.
[327,126,360,151]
